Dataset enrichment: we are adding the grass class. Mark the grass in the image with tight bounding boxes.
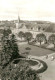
[19,43,54,56]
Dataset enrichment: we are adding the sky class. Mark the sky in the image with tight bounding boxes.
[0,0,55,22]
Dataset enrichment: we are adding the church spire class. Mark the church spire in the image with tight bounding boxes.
[18,14,20,23]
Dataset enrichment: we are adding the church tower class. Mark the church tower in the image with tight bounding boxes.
[18,15,20,23]
[16,15,20,29]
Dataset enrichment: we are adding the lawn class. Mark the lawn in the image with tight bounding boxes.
[18,43,54,56]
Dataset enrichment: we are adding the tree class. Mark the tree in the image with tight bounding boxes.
[1,36,12,65]
[7,28,12,34]
[10,34,20,60]
[0,29,12,65]
[36,33,46,45]
[38,26,41,31]
[1,28,12,44]
[18,31,25,40]
[1,33,20,67]
[48,34,55,48]
[24,32,33,43]
[10,34,16,43]
[3,28,12,37]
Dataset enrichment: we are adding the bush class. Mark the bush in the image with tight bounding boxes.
[1,60,40,80]
[26,60,38,66]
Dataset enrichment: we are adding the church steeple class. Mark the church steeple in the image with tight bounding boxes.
[18,15,20,23]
